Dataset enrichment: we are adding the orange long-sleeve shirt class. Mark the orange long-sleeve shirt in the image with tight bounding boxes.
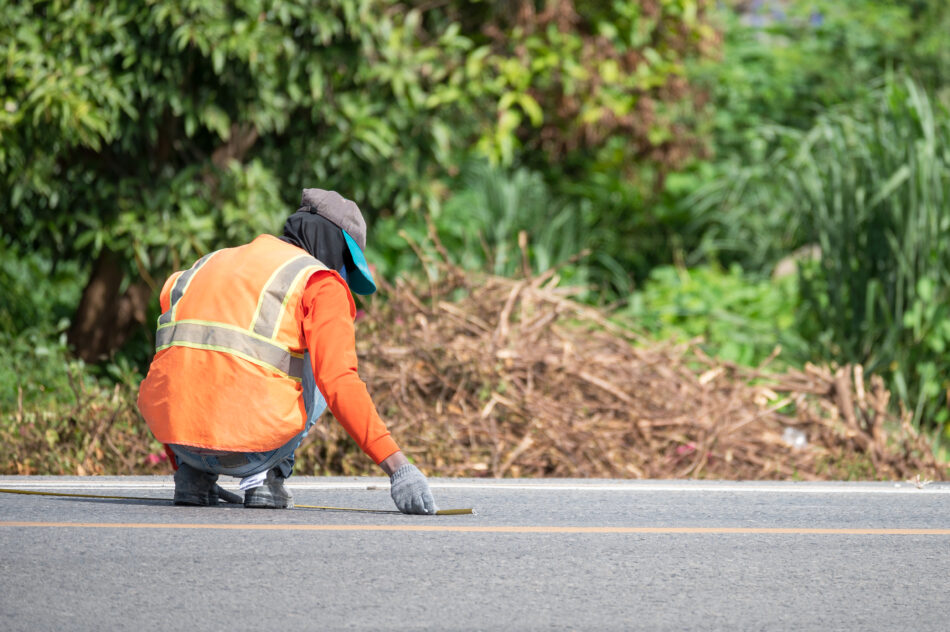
[298,272,399,464]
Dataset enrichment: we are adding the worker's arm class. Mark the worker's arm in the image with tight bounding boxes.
[300,273,398,463]
[300,273,436,514]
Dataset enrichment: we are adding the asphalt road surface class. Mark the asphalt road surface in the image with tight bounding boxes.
[1,476,948,631]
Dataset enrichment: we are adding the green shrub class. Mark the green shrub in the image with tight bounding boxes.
[704,0,950,144]
[622,263,804,367]
[792,79,950,431]
[692,76,950,432]
[0,242,92,410]
[687,0,950,271]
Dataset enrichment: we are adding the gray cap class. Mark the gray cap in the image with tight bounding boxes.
[299,188,367,251]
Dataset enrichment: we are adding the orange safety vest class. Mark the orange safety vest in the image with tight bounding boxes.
[137,234,332,452]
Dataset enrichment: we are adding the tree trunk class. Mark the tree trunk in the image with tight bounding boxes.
[67,251,150,362]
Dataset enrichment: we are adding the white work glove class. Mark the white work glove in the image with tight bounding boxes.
[390,464,438,514]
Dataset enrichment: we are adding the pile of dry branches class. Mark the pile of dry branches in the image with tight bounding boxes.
[3,257,943,480]
[298,260,945,481]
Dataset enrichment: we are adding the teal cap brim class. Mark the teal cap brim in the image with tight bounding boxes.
[342,230,377,295]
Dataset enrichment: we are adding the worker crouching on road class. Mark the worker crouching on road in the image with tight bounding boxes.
[137,188,438,514]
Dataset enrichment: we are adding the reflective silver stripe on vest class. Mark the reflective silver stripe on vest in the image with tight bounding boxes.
[158,252,216,326]
[251,255,321,338]
[156,322,304,379]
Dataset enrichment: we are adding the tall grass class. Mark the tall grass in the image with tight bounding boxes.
[695,75,950,433]
[791,77,950,430]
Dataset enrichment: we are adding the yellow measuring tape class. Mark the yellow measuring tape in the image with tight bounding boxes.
[0,488,474,516]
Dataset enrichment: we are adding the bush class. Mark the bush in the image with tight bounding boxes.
[704,0,950,145]
[0,241,89,410]
[622,263,804,367]
[692,76,950,432]
[372,161,604,294]
[686,0,950,271]
[1,1,719,360]
[793,78,950,431]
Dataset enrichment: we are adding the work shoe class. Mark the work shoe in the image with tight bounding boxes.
[243,469,294,509]
[210,484,244,505]
[173,462,219,506]
[174,463,243,505]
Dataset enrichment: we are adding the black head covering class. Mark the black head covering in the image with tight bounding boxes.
[279,209,349,272]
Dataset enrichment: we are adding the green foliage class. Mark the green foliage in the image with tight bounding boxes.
[0,328,79,411]
[0,241,81,334]
[688,0,950,271]
[1,0,462,279]
[372,159,662,301]
[371,161,592,293]
[1,0,716,281]
[697,76,950,430]
[704,0,950,142]
[794,78,950,430]
[623,264,804,367]
[684,2,950,436]
[561,160,713,289]
[452,1,716,172]
[0,241,91,410]
[0,0,720,389]
[362,0,718,294]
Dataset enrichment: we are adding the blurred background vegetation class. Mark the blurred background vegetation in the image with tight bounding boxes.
[2,0,949,470]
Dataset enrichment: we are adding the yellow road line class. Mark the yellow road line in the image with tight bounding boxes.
[1,522,949,535]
